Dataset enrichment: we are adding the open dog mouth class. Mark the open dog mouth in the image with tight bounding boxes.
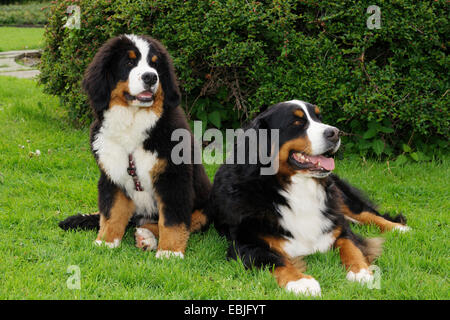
[289,151,335,172]
[124,90,154,103]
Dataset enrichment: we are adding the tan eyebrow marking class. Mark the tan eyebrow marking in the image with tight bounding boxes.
[151,55,158,62]
[294,109,304,118]
[128,50,136,59]
[314,105,320,114]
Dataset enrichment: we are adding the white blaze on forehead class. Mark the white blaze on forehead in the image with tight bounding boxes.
[125,34,159,98]
[287,99,337,156]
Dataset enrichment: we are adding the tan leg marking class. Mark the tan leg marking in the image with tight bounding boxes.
[158,213,189,254]
[273,263,312,288]
[136,209,206,251]
[149,157,167,185]
[274,261,321,296]
[153,196,190,258]
[335,237,369,273]
[190,209,208,232]
[262,236,309,286]
[343,209,406,232]
[138,208,207,238]
[96,191,135,246]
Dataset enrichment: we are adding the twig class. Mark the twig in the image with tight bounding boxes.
[385,160,393,175]
[392,93,410,106]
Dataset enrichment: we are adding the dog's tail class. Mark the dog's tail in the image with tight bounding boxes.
[58,212,100,231]
[361,237,385,264]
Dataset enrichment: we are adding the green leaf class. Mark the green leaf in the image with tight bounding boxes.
[409,152,419,161]
[416,151,430,161]
[379,126,394,133]
[395,154,408,166]
[372,139,385,155]
[208,111,221,128]
[196,110,207,123]
[367,120,380,130]
[363,127,377,139]
[350,119,360,129]
[402,144,412,153]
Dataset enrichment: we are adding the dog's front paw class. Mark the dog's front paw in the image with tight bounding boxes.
[155,250,184,259]
[135,228,158,251]
[346,268,373,284]
[285,277,321,297]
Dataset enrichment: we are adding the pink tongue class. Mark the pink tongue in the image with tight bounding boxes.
[137,91,152,98]
[308,155,335,171]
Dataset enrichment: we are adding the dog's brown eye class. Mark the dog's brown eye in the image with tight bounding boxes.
[293,119,305,126]
[126,61,134,67]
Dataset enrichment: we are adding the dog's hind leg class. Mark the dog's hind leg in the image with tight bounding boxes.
[135,223,158,251]
[190,209,209,232]
[331,174,410,232]
[342,209,410,232]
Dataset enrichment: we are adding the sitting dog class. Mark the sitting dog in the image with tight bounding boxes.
[59,35,211,259]
[204,100,409,296]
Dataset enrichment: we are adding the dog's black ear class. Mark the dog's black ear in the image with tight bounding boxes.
[159,52,181,108]
[149,38,181,109]
[82,37,121,118]
[252,115,268,131]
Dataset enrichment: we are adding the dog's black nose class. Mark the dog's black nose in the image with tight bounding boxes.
[324,127,340,143]
[141,72,158,85]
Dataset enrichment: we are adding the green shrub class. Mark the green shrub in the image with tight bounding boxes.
[39,0,449,158]
[0,2,50,26]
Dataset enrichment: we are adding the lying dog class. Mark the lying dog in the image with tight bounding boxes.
[59,35,211,258]
[204,100,409,296]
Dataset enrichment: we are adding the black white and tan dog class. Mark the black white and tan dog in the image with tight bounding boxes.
[204,100,410,296]
[59,34,211,258]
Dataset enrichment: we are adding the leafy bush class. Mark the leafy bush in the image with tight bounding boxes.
[0,1,50,26]
[39,0,448,158]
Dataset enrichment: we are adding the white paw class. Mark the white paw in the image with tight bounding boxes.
[135,228,158,251]
[393,225,411,233]
[285,278,321,297]
[94,238,121,248]
[155,250,184,259]
[346,268,373,284]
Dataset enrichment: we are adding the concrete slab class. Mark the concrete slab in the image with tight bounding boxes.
[0,70,40,79]
[0,49,41,79]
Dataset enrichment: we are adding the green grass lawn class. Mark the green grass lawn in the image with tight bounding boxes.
[0,76,448,300]
[0,27,44,52]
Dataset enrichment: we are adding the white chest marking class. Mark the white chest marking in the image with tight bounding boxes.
[278,175,335,257]
[93,105,160,217]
